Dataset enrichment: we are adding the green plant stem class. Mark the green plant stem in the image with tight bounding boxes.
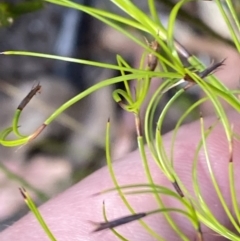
[105,121,164,240]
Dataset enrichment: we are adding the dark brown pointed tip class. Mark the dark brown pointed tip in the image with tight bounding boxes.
[90,191,102,197]
[107,117,110,123]
[87,221,100,233]
[172,181,184,197]
[19,187,27,199]
[91,212,147,232]
[199,59,226,79]
[220,57,226,64]
[92,226,104,233]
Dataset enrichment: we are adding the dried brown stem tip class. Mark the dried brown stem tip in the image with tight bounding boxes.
[28,124,46,142]
[145,38,160,71]
[198,59,225,79]
[184,59,225,87]
[93,213,146,232]
[172,180,184,197]
[19,187,27,199]
[17,83,41,110]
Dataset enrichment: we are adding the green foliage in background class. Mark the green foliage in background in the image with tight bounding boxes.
[0,0,44,27]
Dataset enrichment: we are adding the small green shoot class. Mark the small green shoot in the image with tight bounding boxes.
[19,187,57,241]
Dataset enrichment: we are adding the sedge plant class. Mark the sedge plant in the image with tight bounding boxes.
[1,0,240,240]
